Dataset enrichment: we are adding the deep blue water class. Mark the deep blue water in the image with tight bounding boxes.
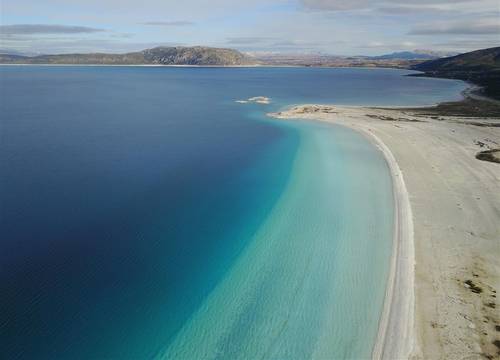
[0,66,466,359]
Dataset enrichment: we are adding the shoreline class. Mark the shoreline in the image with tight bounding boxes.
[157,109,398,359]
[268,103,500,359]
[0,63,422,72]
[0,63,264,68]
[357,129,415,360]
[270,108,416,359]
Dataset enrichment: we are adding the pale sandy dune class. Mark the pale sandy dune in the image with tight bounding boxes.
[269,105,500,360]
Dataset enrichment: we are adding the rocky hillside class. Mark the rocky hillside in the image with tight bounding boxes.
[413,47,500,72]
[412,47,500,100]
[0,46,257,66]
[141,46,254,65]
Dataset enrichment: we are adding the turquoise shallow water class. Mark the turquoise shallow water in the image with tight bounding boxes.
[0,66,466,359]
[159,122,394,359]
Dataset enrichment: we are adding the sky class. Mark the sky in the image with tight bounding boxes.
[0,0,499,55]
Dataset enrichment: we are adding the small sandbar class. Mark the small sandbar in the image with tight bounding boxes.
[236,96,271,105]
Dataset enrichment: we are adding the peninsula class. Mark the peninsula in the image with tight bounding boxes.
[268,74,500,359]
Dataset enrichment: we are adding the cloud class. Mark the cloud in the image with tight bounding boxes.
[141,21,194,26]
[367,41,385,48]
[225,37,275,44]
[364,40,417,49]
[409,18,500,35]
[301,0,372,11]
[270,39,323,47]
[430,38,500,51]
[377,5,458,15]
[1,0,498,55]
[0,38,185,54]
[301,0,483,11]
[0,24,105,35]
[110,33,135,38]
[225,36,327,51]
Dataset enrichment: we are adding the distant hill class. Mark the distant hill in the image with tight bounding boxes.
[251,49,460,67]
[369,51,438,60]
[0,46,257,66]
[412,47,500,100]
[253,52,424,68]
[413,49,460,58]
[368,50,459,61]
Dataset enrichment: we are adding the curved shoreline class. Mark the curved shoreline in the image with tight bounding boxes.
[363,129,415,360]
[269,106,416,359]
[157,112,397,359]
[269,102,500,359]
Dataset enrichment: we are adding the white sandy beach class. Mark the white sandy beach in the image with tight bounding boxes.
[270,105,500,359]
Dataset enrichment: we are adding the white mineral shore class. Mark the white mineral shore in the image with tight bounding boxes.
[269,104,500,360]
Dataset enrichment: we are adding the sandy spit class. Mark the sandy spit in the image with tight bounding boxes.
[269,104,500,360]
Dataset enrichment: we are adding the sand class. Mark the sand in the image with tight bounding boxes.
[269,104,500,359]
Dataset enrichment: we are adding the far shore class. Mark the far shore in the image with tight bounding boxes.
[268,101,500,359]
[0,63,265,68]
[0,63,421,71]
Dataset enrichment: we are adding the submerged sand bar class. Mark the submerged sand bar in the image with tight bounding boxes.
[269,105,500,359]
